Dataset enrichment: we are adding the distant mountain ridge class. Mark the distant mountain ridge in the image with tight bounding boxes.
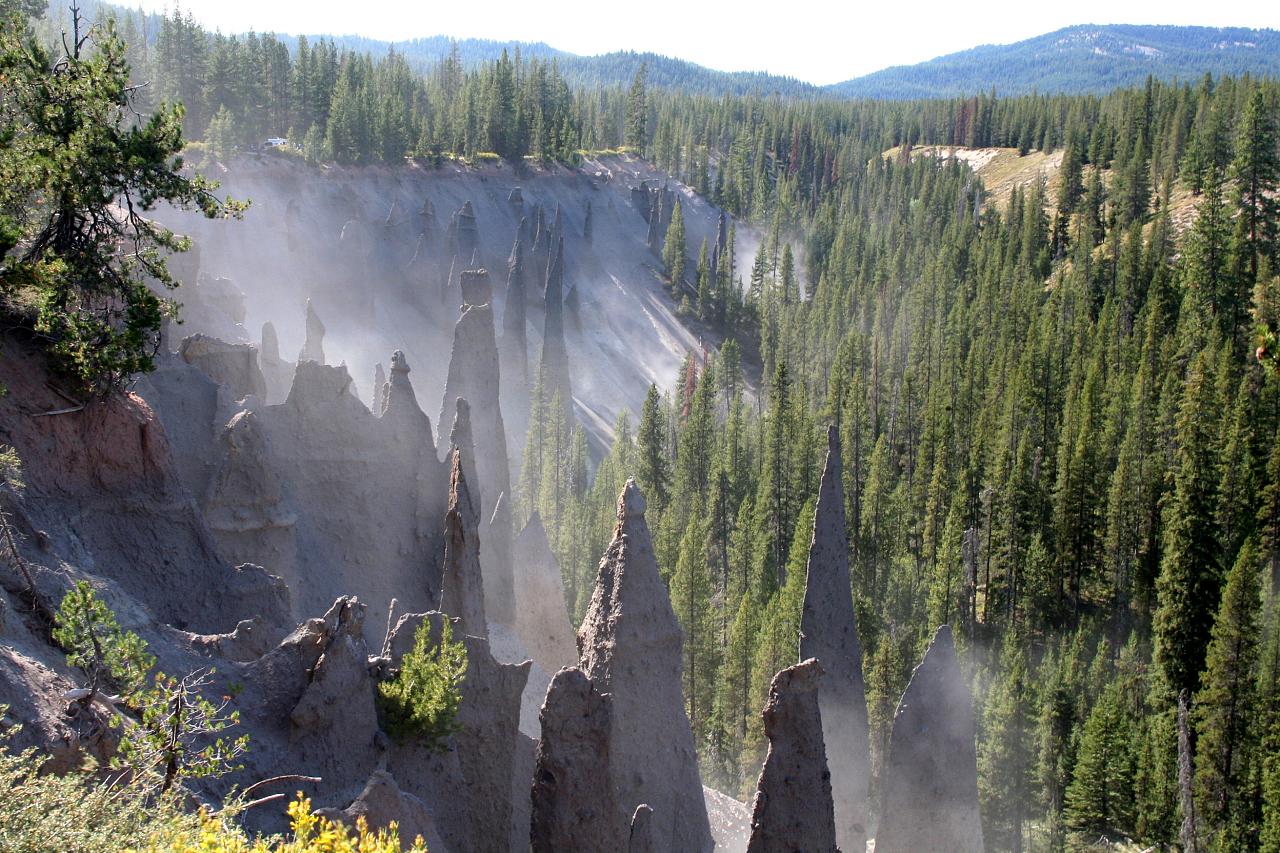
[61,3,1280,100]
[828,24,1280,99]
[300,35,819,98]
[310,24,1280,99]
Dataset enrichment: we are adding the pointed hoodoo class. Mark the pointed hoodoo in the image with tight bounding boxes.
[448,398,480,528]
[261,320,281,363]
[875,625,984,853]
[440,447,486,637]
[454,200,480,262]
[501,227,528,387]
[800,424,872,851]
[530,667,624,853]
[537,235,573,422]
[577,480,715,853]
[552,204,564,244]
[259,320,292,401]
[383,350,427,427]
[418,197,436,240]
[744,659,838,853]
[299,298,326,364]
[372,362,387,416]
[533,206,552,286]
[439,262,512,529]
[513,513,577,673]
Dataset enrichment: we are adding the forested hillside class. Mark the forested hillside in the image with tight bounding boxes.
[517,74,1280,850]
[11,2,1280,849]
[831,24,1280,99]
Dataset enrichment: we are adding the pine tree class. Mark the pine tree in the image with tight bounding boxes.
[1154,352,1223,700]
[1065,678,1137,838]
[625,63,647,152]
[1229,89,1280,291]
[1195,538,1264,850]
[636,383,670,513]
[979,636,1037,852]
[663,199,687,289]
[672,508,718,746]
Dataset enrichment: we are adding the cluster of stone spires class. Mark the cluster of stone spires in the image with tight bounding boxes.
[264,196,984,852]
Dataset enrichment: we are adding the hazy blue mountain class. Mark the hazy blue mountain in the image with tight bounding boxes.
[827,25,1280,99]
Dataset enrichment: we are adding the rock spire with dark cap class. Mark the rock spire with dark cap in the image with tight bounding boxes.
[440,448,486,637]
[530,667,623,853]
[745,658,838,853]
[800,424,871,851]
[455,200,480,261]
[299,298,325,363]
[439,268,512,532]
[383,350,426,427]
[875,625,984,853]
[577,479,714,853]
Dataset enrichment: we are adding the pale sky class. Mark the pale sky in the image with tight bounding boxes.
[130,0,1280,85]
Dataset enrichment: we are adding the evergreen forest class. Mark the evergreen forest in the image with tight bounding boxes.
[9,2,1280,850]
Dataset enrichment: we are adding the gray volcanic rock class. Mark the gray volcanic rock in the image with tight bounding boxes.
[631,182,652,220]
[203,410,297,565]
[299,298,325,364]
[629,805,658,853]
[455,629,531,853]
[447,399,479,528]
[286,597,382,809]
[530,667,624,853]
[223,358,447,639]
[455,200,480,262]
[513,513,577,675]
[178,334,267,402]
[383,351,425,426]
[258,321,293,402]
[500,230,528,388]
[745,659,838,853]
[486,491,515,626]
[372,362,387,416]
[384,611,530,853]
[418,198,437,240]
[537,235,573,421]
[577,479,714,853]
[799,425,871,851]
[460,267,492,307]
[438,283,512,528]
[316,770,450,853]
[440,449,486,637]
[875,625,984,853]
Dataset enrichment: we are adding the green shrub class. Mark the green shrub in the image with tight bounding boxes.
[0,10,246,391]
[0,732,426,852]
[375,617,467,748]
[52,580,155,698]
[52,582,246,790]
